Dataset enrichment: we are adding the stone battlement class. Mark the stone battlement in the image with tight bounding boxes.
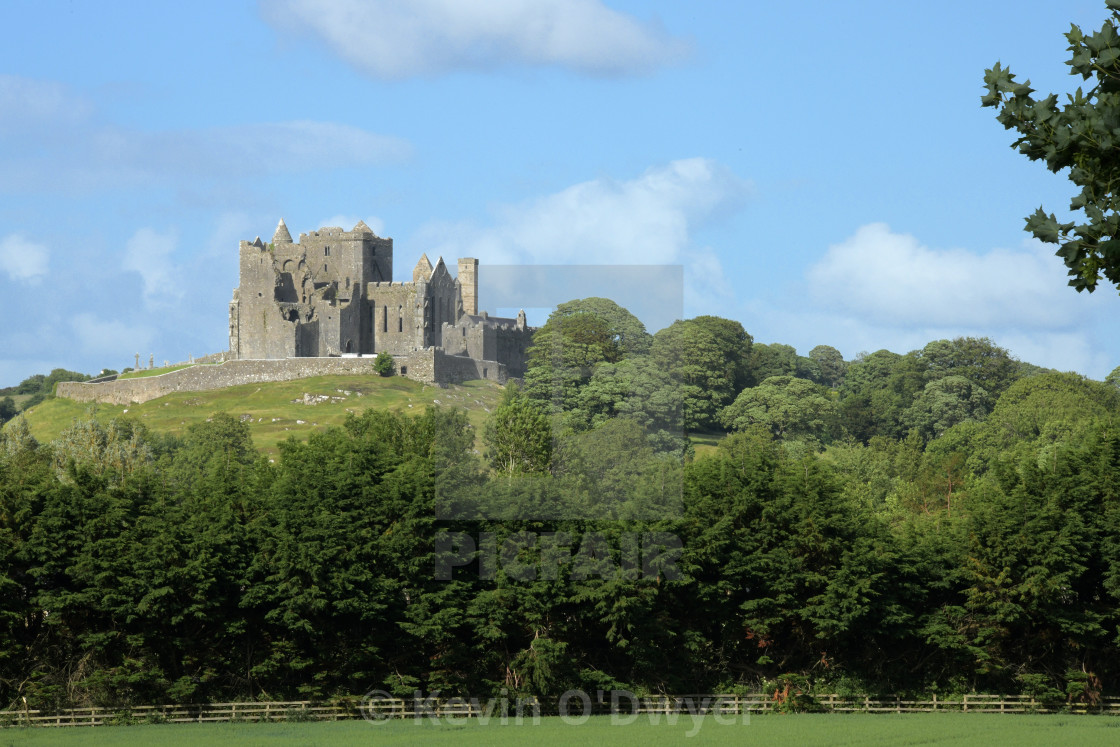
[227,219,532,385]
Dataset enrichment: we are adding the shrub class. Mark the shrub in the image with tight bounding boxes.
[374,351,394,376]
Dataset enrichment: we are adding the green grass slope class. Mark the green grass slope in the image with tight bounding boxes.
[19,375,504,455]
[4,714,1120,746]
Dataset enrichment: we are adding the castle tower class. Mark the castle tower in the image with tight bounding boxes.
[458,257,478,316]
[273,218,293,244]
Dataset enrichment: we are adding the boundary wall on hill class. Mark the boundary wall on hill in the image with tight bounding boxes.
[56,351,507,406]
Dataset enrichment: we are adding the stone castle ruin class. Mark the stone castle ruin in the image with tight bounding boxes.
[227,219,533,384]
[56,218,532,405]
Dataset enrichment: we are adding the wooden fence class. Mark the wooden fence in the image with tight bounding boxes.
[3,693,1120,728]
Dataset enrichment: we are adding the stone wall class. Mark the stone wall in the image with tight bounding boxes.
[367,281,418,355]
[56,356,436,406]
[431,350,507,385]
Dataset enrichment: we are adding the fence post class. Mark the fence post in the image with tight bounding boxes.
[932,693,937,712]
[963,694,969,713]
[864,695,870,713]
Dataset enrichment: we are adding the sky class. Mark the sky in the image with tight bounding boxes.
[2,0,1119,386]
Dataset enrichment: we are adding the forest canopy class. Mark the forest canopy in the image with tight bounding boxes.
[2,301,1119,710]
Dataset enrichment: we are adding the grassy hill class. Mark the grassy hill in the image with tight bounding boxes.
[18,375,505,456]
[8,394,33,408]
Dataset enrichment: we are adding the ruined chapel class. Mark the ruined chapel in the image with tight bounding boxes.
[227,219,533,384]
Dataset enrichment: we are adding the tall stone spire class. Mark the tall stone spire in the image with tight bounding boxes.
[273,218,293,244]
[413,253,434,283]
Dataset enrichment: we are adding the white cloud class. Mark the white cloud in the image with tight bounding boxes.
[0,76,409,193]
[807,222,1081,329]
[683,246,732,309]
[0,234,49,283]
[141,122,410,176]
[765,222,1120,378]
[71,313,155,359]
[262,0,690,78]
[122,228,180,305]
[421,158,749,266]
[412,159,746,329]
[0,75,92,133]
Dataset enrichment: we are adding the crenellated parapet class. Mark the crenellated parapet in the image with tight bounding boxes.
[228,219,533,385]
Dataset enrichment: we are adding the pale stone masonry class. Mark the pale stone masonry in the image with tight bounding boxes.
[228,219,533,383]
[57,220,535,405]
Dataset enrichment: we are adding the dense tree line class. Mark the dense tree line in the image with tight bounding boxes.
[0,369,92,427]
[2,304,1120,710]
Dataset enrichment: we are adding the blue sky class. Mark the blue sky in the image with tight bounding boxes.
[3,0,1119,385]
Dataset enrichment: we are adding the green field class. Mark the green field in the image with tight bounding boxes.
[17,375,504,455]
[689,430,725,458]
[2,714,1120,746]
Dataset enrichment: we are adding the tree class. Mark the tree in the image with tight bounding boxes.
[682,429,895,681]
[902,375,993,441]
[920,337,1020,398]
[687,316,753,394]
[982,1,1120,292]
[0,397,16,426]
[837,350,928,442]
[652,320,737,431]
[523,311,622,410]
[747,343,819,386]
[950,371,1120,476]
[484,385,552,476]
[374,350,394,376]
[571,357,685,454]
[1107,365,1120,389]
[720,375,837,444]
[50,416,152,484]
[15,375,45,395]
[551,297,652,357]
[809,345,847,388]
